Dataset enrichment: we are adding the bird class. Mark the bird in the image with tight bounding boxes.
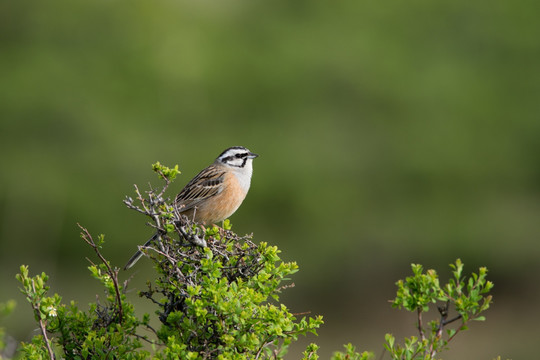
[124,146,258,270]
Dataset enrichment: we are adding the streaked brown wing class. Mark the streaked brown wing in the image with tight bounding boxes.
[174,165,225,212]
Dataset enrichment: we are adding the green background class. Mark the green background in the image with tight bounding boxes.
[1,0,539,358]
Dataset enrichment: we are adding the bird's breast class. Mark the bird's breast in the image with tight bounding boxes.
[192,172,248,224]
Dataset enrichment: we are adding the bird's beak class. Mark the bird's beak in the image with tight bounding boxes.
[248,152,259,159]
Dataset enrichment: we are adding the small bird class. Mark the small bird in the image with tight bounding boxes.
[124,146,258,270]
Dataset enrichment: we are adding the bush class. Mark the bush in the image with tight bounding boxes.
[385,259,493,359]
[8,163,494,359]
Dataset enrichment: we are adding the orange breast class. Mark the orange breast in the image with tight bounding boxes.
[185,172,247,225]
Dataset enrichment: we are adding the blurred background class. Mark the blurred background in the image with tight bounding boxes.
[1,0,539,358]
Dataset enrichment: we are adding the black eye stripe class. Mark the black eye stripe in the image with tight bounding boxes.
[220,154,248,168]
[223,153,247,162]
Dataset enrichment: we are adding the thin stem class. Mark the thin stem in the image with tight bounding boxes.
[417,307,426,341]
[31,281,55,359]
[442,314,462,326]
[429,300,453,358]
[78,223,124,323]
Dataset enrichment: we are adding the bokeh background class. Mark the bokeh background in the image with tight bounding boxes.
[1,0,539,358]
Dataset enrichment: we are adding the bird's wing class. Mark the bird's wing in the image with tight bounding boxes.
[174,165,226,212]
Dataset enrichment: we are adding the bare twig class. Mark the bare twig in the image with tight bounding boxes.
[291,310,311,317]
[435,301,449,339]
[145,245,179,266]
[155,170,172,198]
[276,283,295,293]
[442,313,462,327]
[255,335,276,360]
[174,220,207,247]
[417,307,426,341]
[443,312,463,344]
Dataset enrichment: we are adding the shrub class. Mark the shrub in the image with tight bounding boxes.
[9,163,494,359]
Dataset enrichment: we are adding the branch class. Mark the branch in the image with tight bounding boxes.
[30,280,55,360]
[78,223,124,324]
[154,169,172,198]
[417,307,426,342]
[174,220,207,247]
[429,300,463,358]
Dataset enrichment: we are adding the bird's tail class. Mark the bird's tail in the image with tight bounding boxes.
[124,234,158,270]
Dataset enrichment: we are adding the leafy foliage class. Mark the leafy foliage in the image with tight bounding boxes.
[17,250,149,359]
[142,228,324,359]
[127,162,324,359]
[14,162,324,359]
[10,163,495,359]
[385,259,493,359]
[331,344,373,360]
[2,3,538,357]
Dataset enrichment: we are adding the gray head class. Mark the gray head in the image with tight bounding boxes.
[216,146,259,169]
